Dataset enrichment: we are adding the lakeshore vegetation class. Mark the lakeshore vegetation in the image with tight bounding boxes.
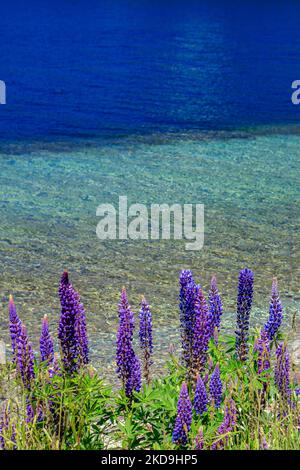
[0,268,299,450]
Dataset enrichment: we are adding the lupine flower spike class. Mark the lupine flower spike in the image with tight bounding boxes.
[209,276,223,338]
[235,268,254,361]
[58,271,89,373]
[40,314,54,364]
[264,277,283,341]
[116,287,141,397]
[17,324,35,389]
[179,270,196,372]
[172,382,192,446]
[194,375,208,415]
[139,296,153,385]
[9,295,22,362]
[209,363,222,409]
[192,287,212,379]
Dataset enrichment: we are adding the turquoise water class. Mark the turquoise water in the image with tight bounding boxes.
[0,127,299,371]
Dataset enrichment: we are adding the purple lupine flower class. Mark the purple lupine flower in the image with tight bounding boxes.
[208,276,223,337]
[125,353,142,397]
[116,287,141,397]
[235,268,254,361]
[139,296,153,385]
[179,270,194,318]
[172,382,192,446]
[17,324,35,389]
[211,397,237,450]
[0,404,16,450]
[179,271,197,371]
[9,295,22,362]
[194,375,208,415]
[209,364,222,409]
[195,428,204,450]
[58,271,89,373]
[61,271,89,366]
[192,287,211,378]
[58,272,79,373]
[40,314,54,364]
[264,278,283,341]
[275,343,291,402]
[116,287,134,385]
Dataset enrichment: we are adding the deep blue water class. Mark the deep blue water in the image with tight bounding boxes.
[1,1,300,142]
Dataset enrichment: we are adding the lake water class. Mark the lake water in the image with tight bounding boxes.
[0,2,299,372]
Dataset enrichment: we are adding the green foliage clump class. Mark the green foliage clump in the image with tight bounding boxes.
[0,332,299,450]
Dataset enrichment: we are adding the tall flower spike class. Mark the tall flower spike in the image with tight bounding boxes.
[264,278,283,341]
[211,397,237,450]
[194,375,208,415]
[179,270,196,372]
[40,314,54,364]
[9,295,22,362]
[58,272,80,373]
[139,296,153,385]
[58,271,89,373]
[116,287,141,397]
[17,324,35,389]
[172,382,192,446]
[235,268,254,361]
[208,276,223,337]
[125,353,142,398]
[192,287,211,379]
[209,363,222,409]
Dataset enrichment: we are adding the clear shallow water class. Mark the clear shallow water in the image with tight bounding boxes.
[0,127,299,371]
